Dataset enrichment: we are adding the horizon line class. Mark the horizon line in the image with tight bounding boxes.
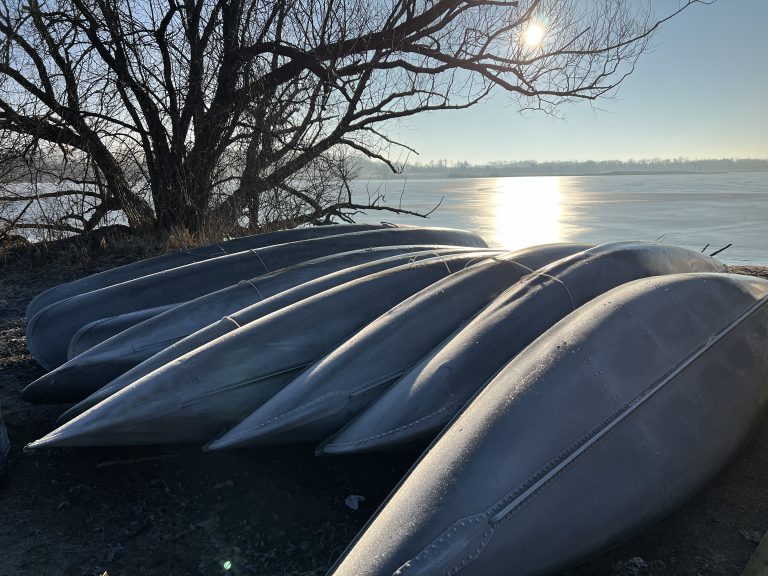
[360,156,768,166]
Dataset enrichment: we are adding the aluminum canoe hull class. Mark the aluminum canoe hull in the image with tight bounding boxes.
[327,273,768,576]
[322,242,723,455]
[66,303,182,360]
[207,243,593,449]
[29,247,482,405]
[26,223,394,319]
[26,227,487,370]
[28,252,498,448]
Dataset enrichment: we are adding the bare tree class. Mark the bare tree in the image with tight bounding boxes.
[0,0,706,238]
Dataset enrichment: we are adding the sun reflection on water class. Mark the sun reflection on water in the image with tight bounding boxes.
[492,176,562,249]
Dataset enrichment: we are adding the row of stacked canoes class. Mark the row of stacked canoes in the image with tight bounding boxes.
[22,223,768,576]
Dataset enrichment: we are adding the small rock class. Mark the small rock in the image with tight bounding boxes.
[344,495,367,511]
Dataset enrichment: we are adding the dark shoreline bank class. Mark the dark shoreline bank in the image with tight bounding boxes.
[1,244,767,576]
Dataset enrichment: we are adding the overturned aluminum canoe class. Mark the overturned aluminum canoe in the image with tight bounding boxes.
[29,246,481,405]
[67,303,182,360]
[327,273,768,576]
[28,251,498,447]
[54,248,489,421]
[26,223,393,319]
[321,242,723,455]
[63,245,474,361]
[206,243,592,450]
[27,227,487,370]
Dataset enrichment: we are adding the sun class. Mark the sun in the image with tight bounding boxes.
[522,22,546,47]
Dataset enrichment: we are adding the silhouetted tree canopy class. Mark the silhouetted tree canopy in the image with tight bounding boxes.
[0,0,705,238]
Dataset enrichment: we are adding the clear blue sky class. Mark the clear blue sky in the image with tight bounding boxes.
[396,0,768,163]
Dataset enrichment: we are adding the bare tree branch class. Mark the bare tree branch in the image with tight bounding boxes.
[0,0,705,237]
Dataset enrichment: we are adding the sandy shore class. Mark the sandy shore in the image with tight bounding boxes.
[1,243,766,576]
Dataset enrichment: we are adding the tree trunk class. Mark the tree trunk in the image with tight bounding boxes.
[151,159,215,233]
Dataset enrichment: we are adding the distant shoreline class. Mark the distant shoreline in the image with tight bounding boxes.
[357,169,768,180]
[355,157,768,180]
[447,169,733,179]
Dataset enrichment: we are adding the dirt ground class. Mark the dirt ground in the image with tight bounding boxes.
[1,239,767,576]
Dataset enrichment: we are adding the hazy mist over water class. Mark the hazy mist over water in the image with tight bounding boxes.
[352,172,768,265]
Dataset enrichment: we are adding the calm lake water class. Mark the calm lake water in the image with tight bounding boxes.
[352,172,768,265]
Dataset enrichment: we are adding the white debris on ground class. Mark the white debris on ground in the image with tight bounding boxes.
[344,495,366,511]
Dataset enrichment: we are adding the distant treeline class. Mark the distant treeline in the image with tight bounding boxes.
[355,158,768,179]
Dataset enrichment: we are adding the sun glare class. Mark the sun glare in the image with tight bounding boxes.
[522,22,546,48]
[493,177,561,249]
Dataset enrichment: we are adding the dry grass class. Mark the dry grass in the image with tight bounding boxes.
[729,265,768,280]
